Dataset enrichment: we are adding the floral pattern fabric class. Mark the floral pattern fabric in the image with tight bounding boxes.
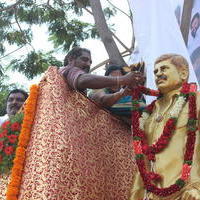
[18,67,137,200]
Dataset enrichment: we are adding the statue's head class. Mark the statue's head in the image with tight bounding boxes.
[154,54,189,94]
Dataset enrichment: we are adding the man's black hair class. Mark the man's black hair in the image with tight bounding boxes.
[191,13,200,27]
[7,89,28,102]
[64,47,91,66]
[105,65,126,76]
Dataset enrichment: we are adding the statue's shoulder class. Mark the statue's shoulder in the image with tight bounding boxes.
[195,91,200,97]
[195,92,200,111]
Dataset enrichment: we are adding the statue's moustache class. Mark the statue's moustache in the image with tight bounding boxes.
[156,75,167,83]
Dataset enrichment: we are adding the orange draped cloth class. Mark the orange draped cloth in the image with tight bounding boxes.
[17,67,136,200]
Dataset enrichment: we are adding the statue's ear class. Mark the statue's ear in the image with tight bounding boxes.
[180,69,188,81]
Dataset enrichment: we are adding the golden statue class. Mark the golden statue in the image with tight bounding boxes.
[130,54,200,200]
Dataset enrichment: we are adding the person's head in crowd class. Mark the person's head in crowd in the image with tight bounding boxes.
[191,12,200,38]
[105,65,126,93]
[6,89,28,117]
[154,54,189,94]
[63,47,92,73]
[191,47,200,82]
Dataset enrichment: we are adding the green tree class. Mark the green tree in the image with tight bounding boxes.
[0,0,132,79]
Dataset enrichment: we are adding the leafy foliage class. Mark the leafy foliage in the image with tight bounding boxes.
[0,0,117,78]
[0,0,99,52]
[104,7,117,19]
[9,51,62,79]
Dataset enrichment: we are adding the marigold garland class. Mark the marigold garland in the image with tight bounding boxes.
[6,84,39,200]
[131,83,198,197]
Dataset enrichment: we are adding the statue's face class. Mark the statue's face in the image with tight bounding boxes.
[154,60,184,94]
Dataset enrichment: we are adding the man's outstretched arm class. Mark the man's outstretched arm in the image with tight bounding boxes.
[76,71,144,90]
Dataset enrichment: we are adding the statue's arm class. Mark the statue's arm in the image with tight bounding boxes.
[181,95,200,200]
[182,188,200,200]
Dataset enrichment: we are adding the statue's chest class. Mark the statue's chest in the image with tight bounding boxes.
[144,103,188,144]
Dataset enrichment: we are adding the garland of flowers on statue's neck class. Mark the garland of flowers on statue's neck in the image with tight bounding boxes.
[131,82,197,197]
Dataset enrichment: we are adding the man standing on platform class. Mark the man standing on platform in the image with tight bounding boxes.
[17,47,144,200]
[60,47,145,93]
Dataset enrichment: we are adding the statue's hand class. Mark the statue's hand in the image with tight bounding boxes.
[182,189,200,200]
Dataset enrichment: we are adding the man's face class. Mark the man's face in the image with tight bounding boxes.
[6,92,26,117]
[73,51,92,73]
[154,60,183,94]
[191,17,200,38]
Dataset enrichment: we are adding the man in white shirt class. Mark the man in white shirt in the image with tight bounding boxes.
[0,89,28,126]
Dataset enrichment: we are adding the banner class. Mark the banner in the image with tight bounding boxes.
[128,0,198,101]
[187,0,200,83]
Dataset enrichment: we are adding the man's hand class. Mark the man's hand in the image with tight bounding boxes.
[120,71,145,89]
[119,87,132,96]
[182,189,200,200]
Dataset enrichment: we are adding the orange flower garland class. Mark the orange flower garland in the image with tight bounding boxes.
[6,84,39,200]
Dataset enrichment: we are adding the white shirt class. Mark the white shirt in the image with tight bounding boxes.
[0,114,9,126]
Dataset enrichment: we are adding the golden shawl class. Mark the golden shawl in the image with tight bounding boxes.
[15,66,136,200]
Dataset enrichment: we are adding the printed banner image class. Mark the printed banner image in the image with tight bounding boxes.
[187,0,200,83]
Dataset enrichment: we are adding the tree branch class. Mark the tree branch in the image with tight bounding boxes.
[90,50,130,72]
[0,46,24,60]
[112,32,132,53]
[126,0,135,50]
[106,0,131,21]
[14,9,35,51]
[71,0,93,15]
[0,0,24,12]
[83,6,93,15]
[47,0,50,6]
